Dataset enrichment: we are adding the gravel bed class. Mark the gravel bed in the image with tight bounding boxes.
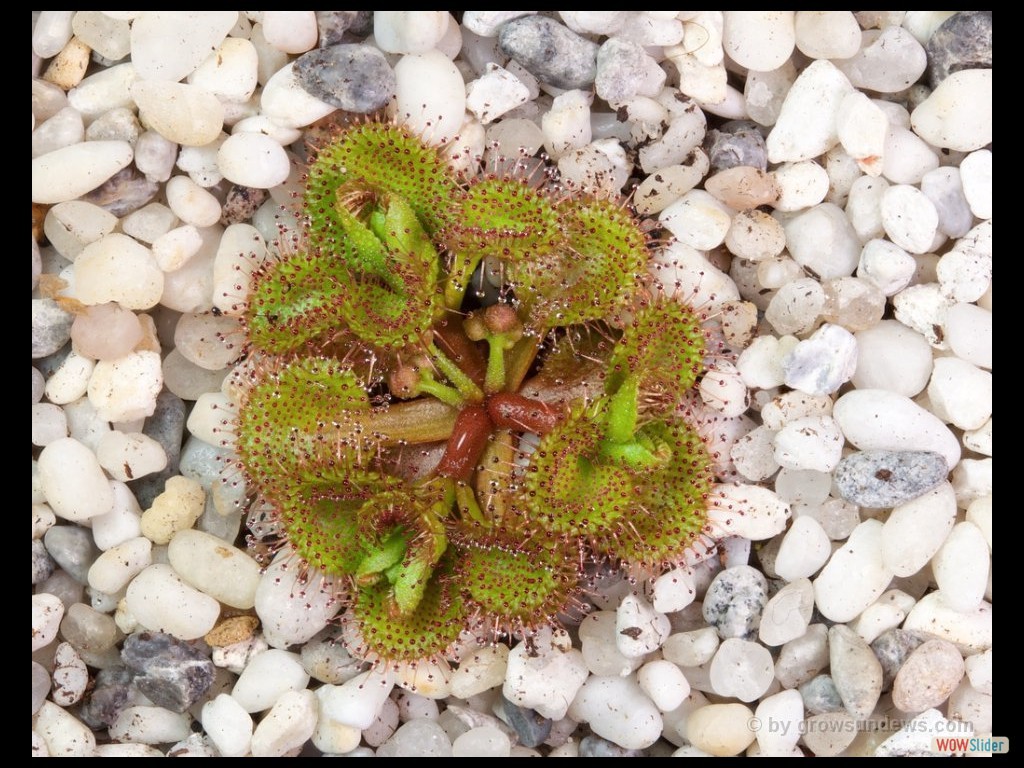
[33,11,992,758]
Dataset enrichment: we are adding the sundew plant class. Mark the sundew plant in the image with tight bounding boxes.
[231,120,724,665]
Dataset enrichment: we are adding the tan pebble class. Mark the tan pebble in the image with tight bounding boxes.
[892,638,964,713]
[43,36,92,90]
[205,615,259,647]
[704,166,780,209]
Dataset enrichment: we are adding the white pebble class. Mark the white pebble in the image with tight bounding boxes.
[38,437,115,522]
[723,12,794,71]
[32,403,68,447]
[255,549,344,648]
[754,689,804,756]
[775,516,831,581]
[394,50,466,146]
[33,106,85,159]
[152,225,203,273]
[87,536,152,594]
[965,649,992,696]
[74,233,164,310]
[699,363,749,417]
[944,303,991,371]
[767,60,852,163]
[374,11,449,54]
[931,521,989,612]
[95,431,167,482]
[708,638,774,702]
[44,352,94,406]
[835,27,927,93]
[318,668,395,730]
[937,220,991,303]
[188,37,259,102]
[465,63,530,124]
[710,483,790,541]
[959,149,992,220]
[637,659,690,713]
[784,203,861,278]
[32,140,133,205]
[131,81,224,147]
[637,108,706,173]
[813,519,894,622]
[856,239,916,296]
[903,592,991,654]
[836,91,888,175]
[125,563,221,640]
[109,705,191,746]
[911,69,992,152]
[32,592,65,651]
[927,357,992,430]
[616,594,671,658]
[784,325,857,396]
[88,351,163,423]
[736,335,799,390]
[34,700,96,757]
[260,11,317,54]
[686,702,755,757]
[759,579,814,646]
[51,641,89,706]
[201,694,253,758]
[652,566,697,613]
[46,200,119,261]
[503,628,589,720]
[33,11,75,58]
[882,482,957,577]
[452,726,511,758]
[217,133,291,189]
[772,415,843,472]
[848,590,914,645]
[168,529,261,609]
[213,223,266,316]
[250,689,317,757]
[568,676,663,750]
[650,243,739,311]
[660,189,733,250]
[730,426,779,482]
[449,645,508,699]
[662,628,719,668]
[794,11,861,60]
[134,130,178,184]
[772,161,830,211]
[541,89,592,160]
[882,124,939,185]
[130,11,237,81]
[881,184,939,254]
[833,388,960,470]
[259,62,336,129]
[165,175,222,228]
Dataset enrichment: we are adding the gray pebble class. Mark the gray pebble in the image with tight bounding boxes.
[32,661,51,715]
[295,44,396,114]
[834,450,948,509]
[702,565,768,640]
[78,665,135,728]
[61,602,119,654]
[926,11,992,88]
[121,631,216,713]
[82,167,160,217]
[595,38,659,106]
[131,389,188,508]
[799,674,844,715]
[43,525,100,585]
[32,538,55,585]
[579,734,644,757]
[705,120,769,172]
[499,16,599,90]
[502,696,552,749]
[38,568,85,609]
[871,628,926,692]
[32,299,73,359]
[316,11,364,46]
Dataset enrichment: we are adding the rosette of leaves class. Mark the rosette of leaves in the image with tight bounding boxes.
[235,121,715,665]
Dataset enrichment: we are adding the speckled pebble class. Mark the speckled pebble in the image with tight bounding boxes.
[121,630,215,712]
[77,664,135,729]
[499,16,598,90]
[579,734,644,757]
[702,565,768,640]
[32,539,55,584]
[834,450,948,508]
[295,44,396,114]
[705,120,768,173]
[926,11,992,88]
[32,299,74,359]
